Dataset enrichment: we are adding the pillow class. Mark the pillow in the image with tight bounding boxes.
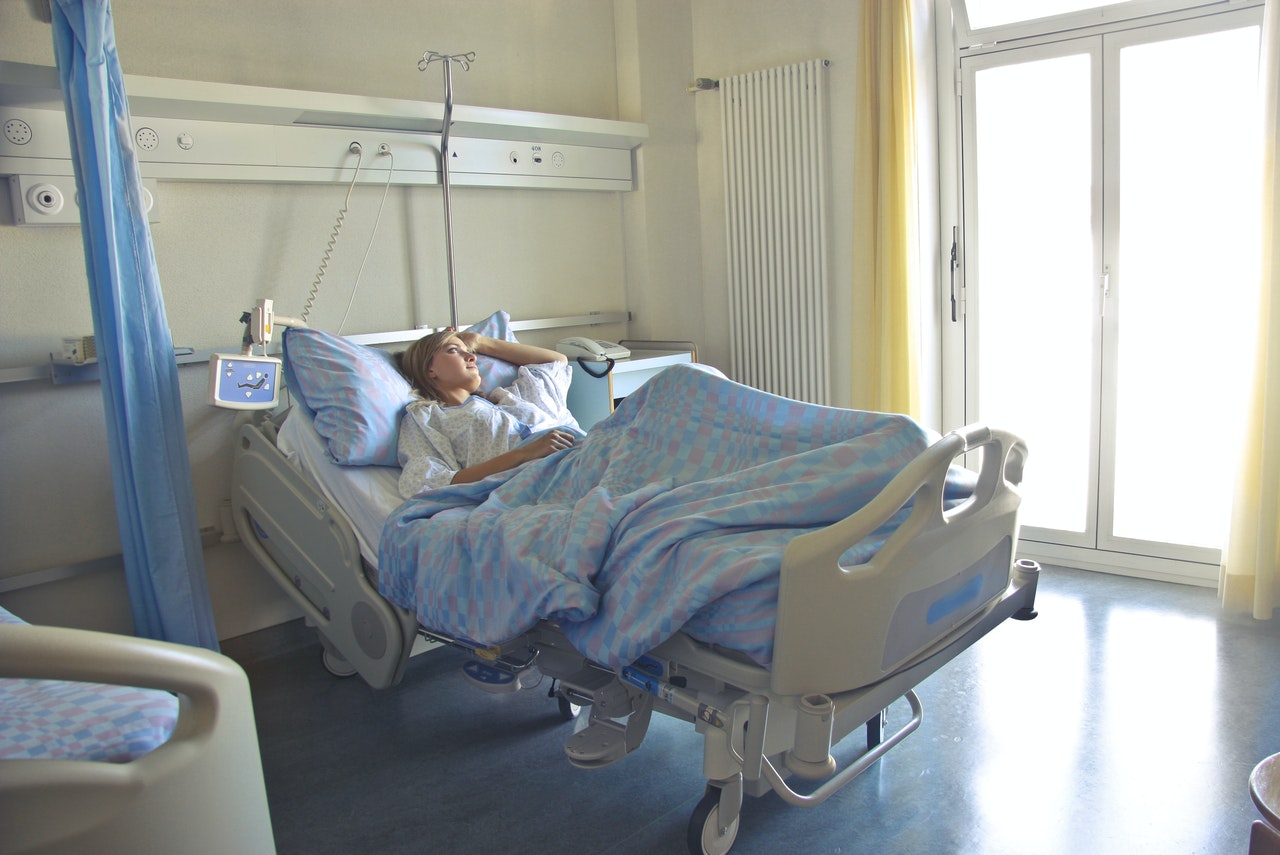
[281,311,521,467]
[283,327,413,467]
[467,310,521,392]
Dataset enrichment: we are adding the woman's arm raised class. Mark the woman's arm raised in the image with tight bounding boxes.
[457,332,566,367]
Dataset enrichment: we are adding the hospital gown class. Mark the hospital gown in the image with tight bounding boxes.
[396,360,580,497]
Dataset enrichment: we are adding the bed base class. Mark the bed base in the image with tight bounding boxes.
[518,557,1038,854]
[287,555,1035,854]
[232,416,1037,854]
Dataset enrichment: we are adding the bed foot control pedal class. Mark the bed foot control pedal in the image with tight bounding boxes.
[565,719,630,768]
[564,697,654,769]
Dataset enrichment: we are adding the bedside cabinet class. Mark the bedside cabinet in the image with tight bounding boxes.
[567,348,695,429]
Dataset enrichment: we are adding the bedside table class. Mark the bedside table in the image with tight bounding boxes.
[566,348,695,429]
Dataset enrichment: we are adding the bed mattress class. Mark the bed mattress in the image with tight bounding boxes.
[278,406,402,566]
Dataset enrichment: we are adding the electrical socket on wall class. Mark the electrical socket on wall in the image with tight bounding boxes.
[6,174,160,226]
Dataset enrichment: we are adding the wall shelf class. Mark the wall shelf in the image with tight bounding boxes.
[0,62,648,190]
[0,349,217,387]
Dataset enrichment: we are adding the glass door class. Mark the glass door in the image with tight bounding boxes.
[1101,19,1260,559]
[958,9,1261,573]
[963,42,1102,548]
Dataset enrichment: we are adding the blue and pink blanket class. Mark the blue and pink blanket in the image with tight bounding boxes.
[378,365,969,668]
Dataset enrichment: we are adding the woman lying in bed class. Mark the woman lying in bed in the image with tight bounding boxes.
[394,330,584,495]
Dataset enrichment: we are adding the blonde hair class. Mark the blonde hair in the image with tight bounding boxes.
[395,330,460,403]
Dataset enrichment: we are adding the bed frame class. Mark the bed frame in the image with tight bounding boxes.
[231,413,1038,854]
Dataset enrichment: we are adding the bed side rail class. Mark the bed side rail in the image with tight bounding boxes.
[771,424,1029,697]
[231,421,416,689]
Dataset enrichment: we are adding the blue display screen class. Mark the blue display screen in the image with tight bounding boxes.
[211,356,279,409]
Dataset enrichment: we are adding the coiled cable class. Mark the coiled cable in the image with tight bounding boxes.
[301,142,365,325]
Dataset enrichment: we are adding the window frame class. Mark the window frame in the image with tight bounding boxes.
[941,0,1266,582]
[953,0,1256,48]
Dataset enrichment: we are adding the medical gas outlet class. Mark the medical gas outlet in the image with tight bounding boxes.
[7,174,160,226]
[508,145,565,169]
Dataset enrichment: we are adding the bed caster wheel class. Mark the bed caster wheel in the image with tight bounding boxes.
[687,787,739,855]
[549,681,584,721]
[322,648,357,678]
[557,694,583,721]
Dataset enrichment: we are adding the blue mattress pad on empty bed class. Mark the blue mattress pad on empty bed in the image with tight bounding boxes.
[0,606,180,762]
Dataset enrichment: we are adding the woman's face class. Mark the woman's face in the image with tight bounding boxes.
[428,335,482,395]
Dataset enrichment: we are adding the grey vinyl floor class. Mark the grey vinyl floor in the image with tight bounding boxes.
[224,565,1280,854]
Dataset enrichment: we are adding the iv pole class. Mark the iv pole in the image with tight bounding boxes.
[418,50,475,330]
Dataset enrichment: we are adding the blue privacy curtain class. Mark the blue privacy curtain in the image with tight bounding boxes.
[51,0,219,649]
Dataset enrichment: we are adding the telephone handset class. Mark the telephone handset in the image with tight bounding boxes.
[555,337,631,362]
[556,337,630,378]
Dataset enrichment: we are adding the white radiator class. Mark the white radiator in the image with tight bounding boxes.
[721,58,831,404]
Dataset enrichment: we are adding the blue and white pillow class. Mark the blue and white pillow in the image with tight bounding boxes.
[470,312,521,392]
[282,311,519,467]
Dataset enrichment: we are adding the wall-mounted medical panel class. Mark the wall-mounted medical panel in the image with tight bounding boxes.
[0,61,647,191]
[7,174,160,226]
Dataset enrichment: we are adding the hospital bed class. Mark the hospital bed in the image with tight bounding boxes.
[229,323,1039,854]
[0,606,275,855]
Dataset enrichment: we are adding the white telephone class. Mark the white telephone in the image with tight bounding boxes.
[556,337,631,362]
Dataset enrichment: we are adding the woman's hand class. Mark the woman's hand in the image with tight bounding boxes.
[455,330,485,353]
[519,429,577,462]
[449,429,577,484]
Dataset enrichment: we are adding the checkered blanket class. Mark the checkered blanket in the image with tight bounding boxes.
[379,365,969,667]
[0,606,178,762]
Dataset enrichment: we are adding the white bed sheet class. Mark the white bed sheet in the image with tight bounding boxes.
[276,409,405,567]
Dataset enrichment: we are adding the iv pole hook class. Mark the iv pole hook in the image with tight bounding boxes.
[418,50,475,330]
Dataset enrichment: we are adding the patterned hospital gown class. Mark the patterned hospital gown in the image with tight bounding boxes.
[396,361,580,497]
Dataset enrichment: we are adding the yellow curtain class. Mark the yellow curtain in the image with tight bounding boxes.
[852,0,920,418]
[1220,0,1280,620]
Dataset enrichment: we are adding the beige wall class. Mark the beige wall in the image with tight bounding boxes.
[0,0,926,641]
[0,0,646,638]
[690,0,864,408]
[688,0,940,420]
[613,0,705,351]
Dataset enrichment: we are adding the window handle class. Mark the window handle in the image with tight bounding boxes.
[950,227,960,322]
